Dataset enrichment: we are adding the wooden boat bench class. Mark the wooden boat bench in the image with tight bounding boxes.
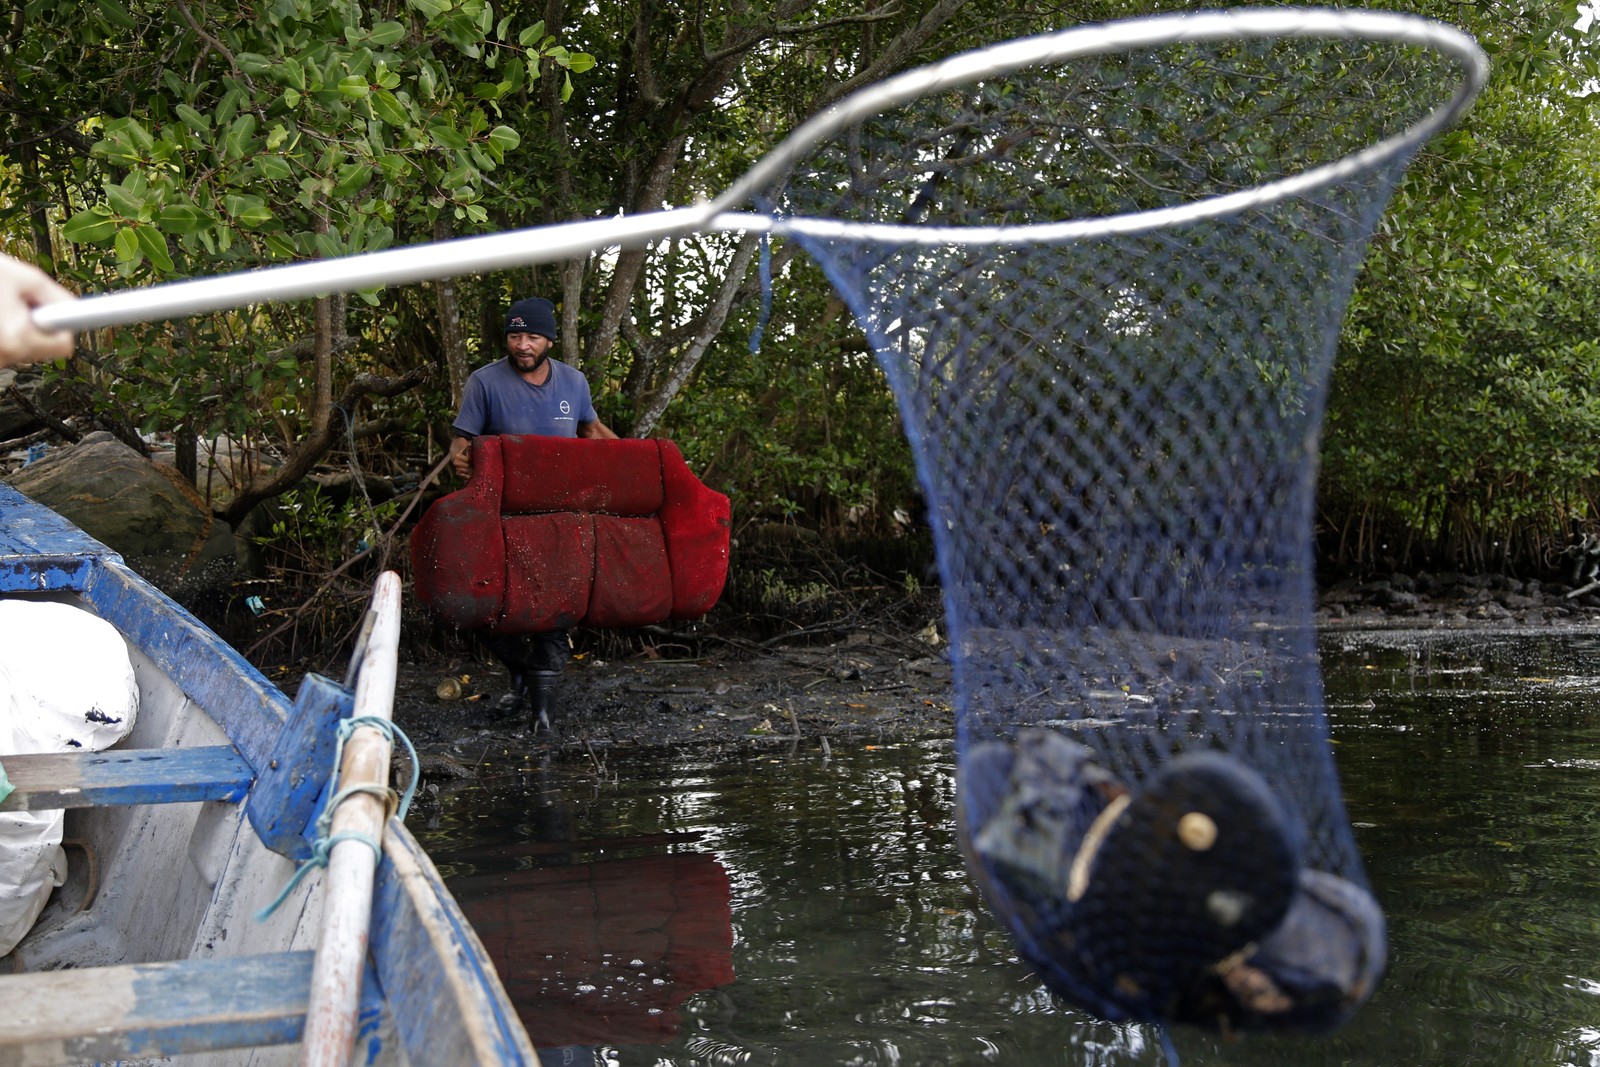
[0,949,384,1061]
[0,745,254,812]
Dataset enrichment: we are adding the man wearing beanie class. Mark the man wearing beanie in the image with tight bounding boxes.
[447,296,617,730]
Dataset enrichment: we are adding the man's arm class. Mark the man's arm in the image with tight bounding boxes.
[578,419,618,440]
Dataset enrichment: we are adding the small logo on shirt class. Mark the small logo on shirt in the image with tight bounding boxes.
[509,316,526,328]
[560,401,572,415]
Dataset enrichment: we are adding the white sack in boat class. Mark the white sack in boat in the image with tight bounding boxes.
[0,599,139,956]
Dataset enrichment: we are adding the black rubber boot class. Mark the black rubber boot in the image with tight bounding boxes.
[495,672,529,716]
[528,670,561,734]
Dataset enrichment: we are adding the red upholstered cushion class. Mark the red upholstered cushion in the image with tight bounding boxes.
[495,513,595,633]
[413,435,729,633]
[657,441,732,619]
[409,438,506,629]
[588,516,673,627]
[499,436,666,516]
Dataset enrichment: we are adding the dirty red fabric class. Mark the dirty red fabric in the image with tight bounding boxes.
[411,435,730,633]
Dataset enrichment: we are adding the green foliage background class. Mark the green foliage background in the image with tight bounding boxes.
[4,0,1600,605]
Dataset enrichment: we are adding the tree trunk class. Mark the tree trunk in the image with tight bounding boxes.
[632,232,763,437]
[16,138,54,268]
[432,215,471,410]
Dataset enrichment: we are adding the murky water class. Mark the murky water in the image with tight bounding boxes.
[415,629,1600,1066]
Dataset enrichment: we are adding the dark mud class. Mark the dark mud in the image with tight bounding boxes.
[389,628,956,778]
[382,568,1600,779]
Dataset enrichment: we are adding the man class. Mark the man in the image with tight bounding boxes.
[450,296,616,732]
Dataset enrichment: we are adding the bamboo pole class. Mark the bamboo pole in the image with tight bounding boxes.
[300,570,402,1067]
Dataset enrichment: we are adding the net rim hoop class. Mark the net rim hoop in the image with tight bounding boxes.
[711,7,1490,243]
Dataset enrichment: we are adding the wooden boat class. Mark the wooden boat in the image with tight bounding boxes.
[0,482,538,1065]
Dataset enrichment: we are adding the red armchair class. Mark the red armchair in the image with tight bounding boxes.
[411,436,731,633]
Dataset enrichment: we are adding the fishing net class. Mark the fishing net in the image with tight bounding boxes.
[731,9,1485,1037]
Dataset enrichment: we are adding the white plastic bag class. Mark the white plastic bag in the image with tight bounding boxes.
[0,600,139,955]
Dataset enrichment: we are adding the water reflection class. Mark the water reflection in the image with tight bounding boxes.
[452,847,734,1052]
[418,629,1600,1066]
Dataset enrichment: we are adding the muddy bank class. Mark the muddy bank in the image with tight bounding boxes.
[379,568,1600,778]
[390,628,956,779]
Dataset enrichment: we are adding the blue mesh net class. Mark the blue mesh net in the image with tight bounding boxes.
[744,15,1481,1037]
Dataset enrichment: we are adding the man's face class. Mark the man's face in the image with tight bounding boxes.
[507,331,552,372]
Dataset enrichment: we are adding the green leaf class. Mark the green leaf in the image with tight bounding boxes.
[113,227,142,265]
[104,181,146,219]
[408,0,448,18]
[175,104,211,135]
[441,163,476,190]
[339,75,370,99]
[216,87,243,127]
[427,121,469,150]
[367,20,407,47]
[133,224,175,272]
[488,125,520,153]
[334,162,372,197]
[567,52,596,74]
[222,113,258,161]
[265,234,298,259]
[60,209,118,244]
[517,21,545,46]
[157,203,203,234]
[371,89,409,127]
[255,154,294,180]
[561,72,573,103]
[93,0,138,30]
[223,193,273,228]
[235,52,273,76]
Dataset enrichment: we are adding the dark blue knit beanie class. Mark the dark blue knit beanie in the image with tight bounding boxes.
[504,297,557,341]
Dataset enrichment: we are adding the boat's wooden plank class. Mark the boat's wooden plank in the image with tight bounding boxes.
[0,746,254,812]
[0,951,334,1064]
[0,485,116,595]
[370,821,538,1066]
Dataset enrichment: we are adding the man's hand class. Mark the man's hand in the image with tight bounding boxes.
[0,254,73,367]
[449,436,473,479]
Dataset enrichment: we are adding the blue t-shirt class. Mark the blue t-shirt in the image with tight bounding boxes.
[452,357,599,439]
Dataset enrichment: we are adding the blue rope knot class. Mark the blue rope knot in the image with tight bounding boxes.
[255,715,420,921]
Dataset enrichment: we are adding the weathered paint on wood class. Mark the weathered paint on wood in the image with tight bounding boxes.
[371,821,538,1065]
[0,746,254,812]
[0,949,379,1064]
[0,484,111,596]
[247,672,352,860]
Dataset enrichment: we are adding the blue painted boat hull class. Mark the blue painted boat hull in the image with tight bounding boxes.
[0,483,537,1065]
